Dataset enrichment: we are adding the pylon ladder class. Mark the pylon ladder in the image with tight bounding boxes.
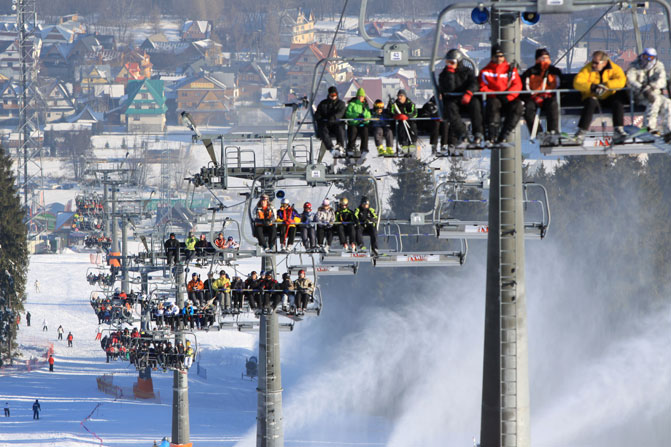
[499,153,518,447]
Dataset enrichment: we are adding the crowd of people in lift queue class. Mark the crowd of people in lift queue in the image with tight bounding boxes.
[84,235,112,250]
[100,328,195,371]
[315,46,671,156]
[253,195,379,255]
[149,268,315,325]
[163,232,240,265]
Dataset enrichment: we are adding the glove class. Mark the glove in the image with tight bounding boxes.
[642,86,656,103]
[593,84,607,96]
[399,114,408,121]
[461,90,473,105]
[532,95,544,106]
[505,94,516,102]
[447,66,456,73]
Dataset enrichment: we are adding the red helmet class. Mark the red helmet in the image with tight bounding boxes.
[298,269,306,275]
[304,202,312,210]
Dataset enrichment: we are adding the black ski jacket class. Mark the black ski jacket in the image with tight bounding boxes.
[314,98,346,124]
[439,63,479,96]
[164,238,179,252]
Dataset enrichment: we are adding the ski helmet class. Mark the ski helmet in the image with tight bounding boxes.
[643,47,658,58]
[322,199,330,206]
[340,197,349,206]
[304,202,312,210]
[281,198,290,205]
[360,196,370,206]
[445,49,463,63]
[298,269,306,275]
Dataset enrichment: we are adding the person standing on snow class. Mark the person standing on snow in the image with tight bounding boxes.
[57,325,64,341]
[3,402,9,417]
[26,311,31,327]
[34,280,40,292]
[67,332,73,348]
[48,355,54,372]
[32,399,41,419]
[42,319,48,332]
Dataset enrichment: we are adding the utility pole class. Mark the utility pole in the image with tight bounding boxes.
[481,7,529,447]
[172,263,190,446]
[256,255,284,447]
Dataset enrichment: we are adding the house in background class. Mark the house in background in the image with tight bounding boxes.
[120,79,167,133]
[181,21,212,42]
[280,9,315,46]
[176,74,232,125]
[41,80,76,123]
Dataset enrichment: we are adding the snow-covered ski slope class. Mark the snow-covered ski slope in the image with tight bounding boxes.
[0,253,392,447]
[0,253,259,446]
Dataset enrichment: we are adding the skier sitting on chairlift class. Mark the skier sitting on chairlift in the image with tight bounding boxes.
[298,202,317,252]
[345,87,371,158]
[293,270,315,315]
[626,47,671,141]
[439,49,484,152]
[315,86,347,158]
[355,197,379,256]
[479,44,524,145]
[253,194,276,252]
[371,99,395,156]
[521,48,562,140]
[335,198,357,253]
[388,89,418,154]
[315,199,335,253]
[276,199,300,253]
[573,50,628,143]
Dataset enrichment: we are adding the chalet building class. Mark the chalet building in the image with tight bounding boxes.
[40,80,76,123]
[40,25,75,45]
[77,65,112,94]
[40,42,73,81]
[181,21,212,41]
[176,74,233,125]
[0,39,41,80]
[0,81,20,122]
[280,9,315,46]
[285,44,350,95]
[120,79,167,133]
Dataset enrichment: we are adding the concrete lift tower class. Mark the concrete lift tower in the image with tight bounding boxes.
[431,1,671,446]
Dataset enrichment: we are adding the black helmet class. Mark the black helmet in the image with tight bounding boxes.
[445,49,463,62]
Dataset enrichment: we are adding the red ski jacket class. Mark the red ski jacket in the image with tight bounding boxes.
[479,61,522,102]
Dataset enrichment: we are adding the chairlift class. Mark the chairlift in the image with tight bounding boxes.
[432,181,550,240]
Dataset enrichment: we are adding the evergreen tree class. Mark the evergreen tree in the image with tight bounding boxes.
[0,147,28,364]
[387,157,434,219]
